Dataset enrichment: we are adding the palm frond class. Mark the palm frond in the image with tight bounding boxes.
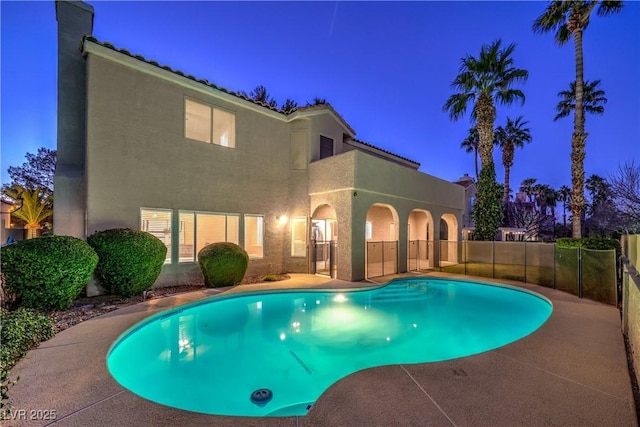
[443,92,475,121]
[598,0,624,16]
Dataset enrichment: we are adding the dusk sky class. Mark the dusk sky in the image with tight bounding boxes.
[2,1,639,195]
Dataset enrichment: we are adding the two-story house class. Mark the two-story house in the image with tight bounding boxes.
[54,0,464,286]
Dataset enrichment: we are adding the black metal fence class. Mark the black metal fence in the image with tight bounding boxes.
[366,241,398,278]
[310,240,337,278]
[438,241,617,305]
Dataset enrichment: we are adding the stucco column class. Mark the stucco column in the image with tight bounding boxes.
[54,1,94,238]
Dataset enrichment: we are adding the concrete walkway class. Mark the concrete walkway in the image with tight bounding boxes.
[6,273,637,426]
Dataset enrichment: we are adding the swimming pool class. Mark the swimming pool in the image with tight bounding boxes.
[107,277,552,417]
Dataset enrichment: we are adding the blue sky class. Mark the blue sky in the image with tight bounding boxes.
[2,1,639,194]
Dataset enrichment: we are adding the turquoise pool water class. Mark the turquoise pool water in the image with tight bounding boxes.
[107,278,552,417]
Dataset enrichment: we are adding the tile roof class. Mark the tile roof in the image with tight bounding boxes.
[453,179,476,189]
[82,36,416,166]
[83,36,291,114]
[347,138,420,167]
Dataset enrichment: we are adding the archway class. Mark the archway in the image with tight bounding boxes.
[365,203,399,278]
[439,213,459,264]
[311,204,337,277]
[408,209,434,270]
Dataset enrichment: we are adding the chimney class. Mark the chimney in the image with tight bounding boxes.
[53,1,94,238]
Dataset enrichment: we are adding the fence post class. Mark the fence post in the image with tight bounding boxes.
[524,242,527,283]
[492,241,496,278]
[553,243,556,289]
[578,247,583,299]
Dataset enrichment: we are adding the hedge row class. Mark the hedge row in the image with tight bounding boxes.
[0,229,166,311]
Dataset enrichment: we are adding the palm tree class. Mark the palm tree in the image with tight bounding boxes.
[444,39,528,169]
[460,128,480,180]
[554,79,607,121]
[533,0,623,238]
[4,185,53,239]
[532,184,557,217]
[494,116,532,203]
[558,185,571,227]
[520,178,537,203]
[585,174,611,214]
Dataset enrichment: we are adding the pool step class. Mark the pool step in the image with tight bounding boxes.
[370,282,441,303]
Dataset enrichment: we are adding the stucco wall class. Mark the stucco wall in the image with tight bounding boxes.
[85,53,310,282]
[310,150,464,280]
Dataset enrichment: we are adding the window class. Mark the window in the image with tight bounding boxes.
[365,221,373,240]
[244,215,264,259]
[291,217,307,257]
[185,98,235,148]
[179,211,240,263]
[141,208,172,264]
[319,135,333,159]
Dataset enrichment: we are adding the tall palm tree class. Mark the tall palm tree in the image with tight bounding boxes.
[532,184,557,217]
[520,178,537,203]
[494,116,532,203]
[443,39,528,169]
[460,128,480,180]
[558,184,571,226]
[585,173,611,214]
[554,79,607,121]
[533,0,623,238]
[4,185,53,239]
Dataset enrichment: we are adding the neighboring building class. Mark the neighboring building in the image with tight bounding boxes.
[54,1,464,286]
[0,200,24,244]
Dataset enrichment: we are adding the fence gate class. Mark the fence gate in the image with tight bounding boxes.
[366,241,398,279]
[310,240,337,278]
[408,240,431,271]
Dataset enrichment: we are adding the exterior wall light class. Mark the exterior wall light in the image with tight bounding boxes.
[277,215,289,225]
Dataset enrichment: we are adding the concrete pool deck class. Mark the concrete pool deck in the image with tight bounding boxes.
[6,272,637,426]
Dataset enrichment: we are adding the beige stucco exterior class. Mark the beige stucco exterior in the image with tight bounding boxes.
[54,1,465,286]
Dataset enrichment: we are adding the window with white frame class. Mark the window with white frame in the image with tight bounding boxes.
[141,208,172,264]
[185,98,236,148]
[244,215,264,259]
[179,211,240,263]
[291,217,307,257]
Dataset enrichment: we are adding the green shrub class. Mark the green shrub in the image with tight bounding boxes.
[0,236,98,310]
[0,308,55,372]
[472,163,503,241]
[88,228,167,297]
[263,274,279,282]
[198,242,249,288]
[0,308,55,417]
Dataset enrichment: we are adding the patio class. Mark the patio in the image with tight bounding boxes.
[6,273,637,426]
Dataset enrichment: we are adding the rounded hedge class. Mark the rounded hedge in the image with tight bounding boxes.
[0,236,98,311]
[87,228,167,297]
[198,242,248,288]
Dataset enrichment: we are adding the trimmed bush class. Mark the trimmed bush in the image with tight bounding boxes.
[0,236,98,310]
[0,308,55,416]
[0,308,55,372]
[198,242,248,288]
[88,228,167,297]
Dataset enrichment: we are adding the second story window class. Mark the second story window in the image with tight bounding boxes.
[185,98,236,148]
[319,135,333,159]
